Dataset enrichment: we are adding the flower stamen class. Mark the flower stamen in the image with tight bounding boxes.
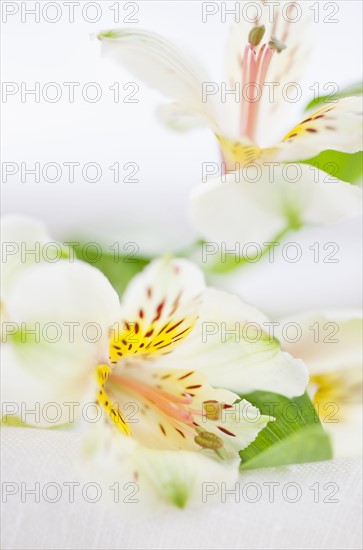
[111,373,196,427]
[240,33,286,141]
[194,429,223,450]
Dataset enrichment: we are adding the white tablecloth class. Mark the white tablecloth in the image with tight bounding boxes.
[1,428,362,550]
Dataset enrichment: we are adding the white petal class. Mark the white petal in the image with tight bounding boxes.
[0,345,87,427]
[83,419,241,511]
[277,311,362,376]
[272,97,363,162]
[122,258,203,325]
[98,29,218,131]
[3,261,120,412]
[199,397,271,457]
[122,258,205,314]
[189,163,362,246]
[160,288,308,398]
[294,168,362,226]
[189,174,285,247]
[107,365,270,458]
[134,446,240,509]
[1,215,55,296]
[156,102,209,131]
[108,258,206,363]
[225,0,312,145]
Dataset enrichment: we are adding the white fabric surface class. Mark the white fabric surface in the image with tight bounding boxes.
[1,428,362,550]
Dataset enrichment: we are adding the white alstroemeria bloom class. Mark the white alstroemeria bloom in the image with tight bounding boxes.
[81,257,308,509]
[277,311,362,457]
[1,216,308,508]
[1,215,121,424]
[97,0,362,245]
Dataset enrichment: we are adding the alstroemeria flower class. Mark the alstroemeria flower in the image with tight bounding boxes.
[277,311,362,457]
[97,0,362,245]
[81,257,308,508]
[1,216,308,508]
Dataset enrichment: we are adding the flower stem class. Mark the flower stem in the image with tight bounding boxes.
[207,226,293,274]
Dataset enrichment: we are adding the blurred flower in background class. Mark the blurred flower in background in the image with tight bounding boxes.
[277,311,363,457]
[98,0,362,248]
[2,1,362,318]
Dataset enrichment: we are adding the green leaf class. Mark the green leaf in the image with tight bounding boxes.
[305,82,362,111]
[72,244,150,296]
[298,150,363,184]
[239,391,333,470]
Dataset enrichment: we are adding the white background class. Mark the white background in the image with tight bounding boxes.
[1,0,362,317]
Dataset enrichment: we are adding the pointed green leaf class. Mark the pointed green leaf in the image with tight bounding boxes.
[298,150,363,184]
[239,391,333,470]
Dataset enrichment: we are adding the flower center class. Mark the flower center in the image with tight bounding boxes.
[216,27,287,171]
[111,373,196,428]
[216,135,261,169]
[310,367,363,422]
[95,364,227,456]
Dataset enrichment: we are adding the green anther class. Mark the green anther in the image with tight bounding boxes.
[194,430,224,450]
[268,36,287,53]
[248,25,266,47]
